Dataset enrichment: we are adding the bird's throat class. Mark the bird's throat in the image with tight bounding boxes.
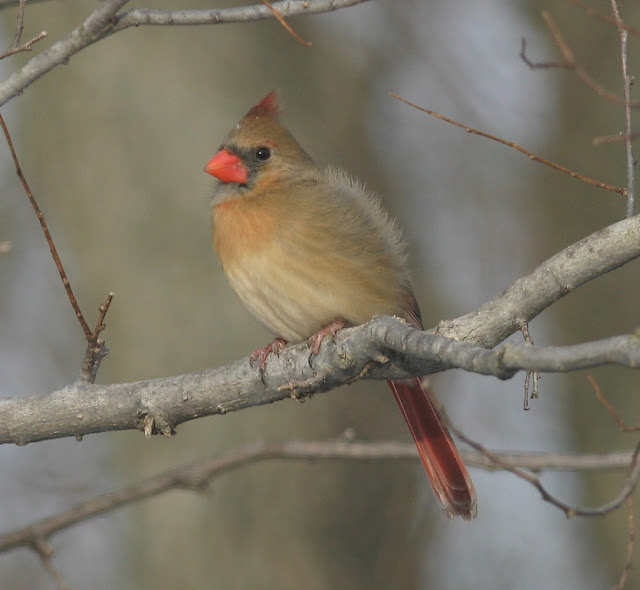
[212,198,278,267]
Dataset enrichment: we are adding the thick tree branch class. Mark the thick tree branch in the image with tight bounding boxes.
[2,215,640,446]
[0,0,370,106]
[437,213,640,347]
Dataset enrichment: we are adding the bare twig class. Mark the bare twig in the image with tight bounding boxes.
[565,0,640,39]
[448,415,640,518]
[389,92,627,197]
[593,132,640,146]
[1,114,113,381]
[526,11,636,108]
[610,0,636,216]
[34,538,73,590]
[9,0,26,49]
[0,30,47,59]
[0,0,370,107]
[80,293,114,383]
[260,0,311,47]
[2,0,48,59]
[0,440,637,557]
[518,320,539,410]
[589,373,640,432]
[0,0,51,8]
[0,114,92,339]
[613,492,636,590]
[520,37,571,70]
[91,293,113,343]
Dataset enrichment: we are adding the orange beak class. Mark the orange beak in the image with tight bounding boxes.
[204,149,248,184]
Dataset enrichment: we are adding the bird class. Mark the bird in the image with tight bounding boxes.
[204,91,477,519]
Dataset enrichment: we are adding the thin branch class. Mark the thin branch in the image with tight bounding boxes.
[589,373,640,432]
[80,292,114,383]
[520,37,572,70]
[260,0,311,47]
[593,132,640,146]
[389,92,627,197]
[1,115,115,381]
[9,0,26,49]
[0,30,47,59]
[526,11,637,108]
[468,449,636,472]
[0,440,636,557]
[0,114,92,340]
[0,0,371,107]
[0,0,127,108]
[34,538,73,590]
[565,0,640,39]
[610,0,636,216]
[449,415,640,518]
[0,0,52,8]
[518,320,539,410]
[613,492,636,590]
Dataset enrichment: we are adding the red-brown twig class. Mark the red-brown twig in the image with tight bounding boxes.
[260,0,311,47]
[0,113,92,339]
[522,11,636,108]
[565,0,640,40]
[588,373,640,432]
[389,92,627,197]
[0,113,113,382]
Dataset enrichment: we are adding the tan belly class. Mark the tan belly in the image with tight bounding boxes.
[212,193,405,342]
[225,249,324,342]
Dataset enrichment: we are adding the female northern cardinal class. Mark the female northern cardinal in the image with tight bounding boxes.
[204,91,477,519]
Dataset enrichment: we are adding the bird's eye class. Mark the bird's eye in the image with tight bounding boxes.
[255,146,271,161]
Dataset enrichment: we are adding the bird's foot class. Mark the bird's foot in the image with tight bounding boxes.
[250,337,288,381]
[307,318,348,366]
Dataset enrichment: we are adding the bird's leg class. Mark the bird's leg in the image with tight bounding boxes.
[307,318,348,366]
[250,337,288,380]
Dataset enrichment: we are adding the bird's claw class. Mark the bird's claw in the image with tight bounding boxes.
[307,318,348,367]
[250,337,288,382]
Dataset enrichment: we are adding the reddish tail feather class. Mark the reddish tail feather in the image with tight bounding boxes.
[388,378,477,520]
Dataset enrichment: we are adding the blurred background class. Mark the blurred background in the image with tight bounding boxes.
[1,0,639,588]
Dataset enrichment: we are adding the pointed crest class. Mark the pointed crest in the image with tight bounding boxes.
[245,90,280,119]
[222,91,313,167]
